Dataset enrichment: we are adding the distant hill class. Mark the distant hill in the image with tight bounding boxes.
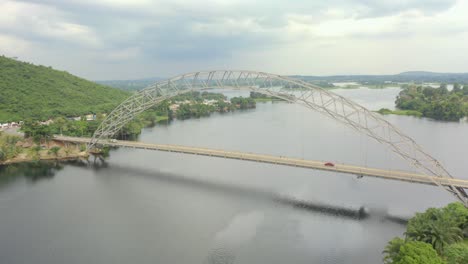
[397,71,442,76]
[96,77,163,91]
[101,71,468,92]
[292,71,468,84]
[0,56,130,122]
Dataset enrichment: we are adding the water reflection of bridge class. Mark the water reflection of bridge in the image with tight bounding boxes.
[55,136,468,189]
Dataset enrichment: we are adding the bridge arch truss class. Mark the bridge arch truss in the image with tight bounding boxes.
[89,70,468,205]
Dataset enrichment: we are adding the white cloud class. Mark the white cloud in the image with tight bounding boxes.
[105,47,142,61]
[2,0,468,79]
[286,14,404,39]
[0,1,101,47]
[190,18,266,36]
[0,34,31,55]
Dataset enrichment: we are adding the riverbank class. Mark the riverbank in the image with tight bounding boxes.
[0,133,89,166]
[329,84,398,89]
[253,98,285,102]
[0,151,89,166]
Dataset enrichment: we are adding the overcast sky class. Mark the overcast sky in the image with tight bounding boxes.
[1,0,468,80]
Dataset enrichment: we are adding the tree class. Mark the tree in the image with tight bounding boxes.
[405,203,467,254]
[463,84,468,95]
[0,148,5,161]
[441,202,468,236]
[384,203,468,263]
[53,117,68,135]
[29,145,42,160]
[383,237,405,264]
[423,87,436,98]
[393,241,445,264]
[444,243,468,264]
[230,97,256,109]
[453,83,461,93]
[439,83,448,91]
[396,85,467,121]
[48,146,60,157]
[0,133,21,162]
[21,120,53,143]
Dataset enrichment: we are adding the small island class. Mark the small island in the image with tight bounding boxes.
[379,84,468,121]
[170,91,256,120]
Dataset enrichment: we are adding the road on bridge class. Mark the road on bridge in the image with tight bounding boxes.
[55,136,468,189]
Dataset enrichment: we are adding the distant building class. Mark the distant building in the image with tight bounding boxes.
[169,104,180,111]
[0,121,23,130]
[85,114,96,121]
[203,99,217,105]
[39,119,53,125]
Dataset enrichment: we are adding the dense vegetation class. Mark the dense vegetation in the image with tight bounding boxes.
[383,202,468,264]
[175,103,217,119]
[171,91,226,102]
[379,84,468,121]
[0,132,22,162]
[0,56,129,122]
[19,92,257,140]
[20,102,171,140]
[392,84,468,121]
[0,129,87,164]
[230,97,256,109]
[249,91,287,101]
[174,93,255,120]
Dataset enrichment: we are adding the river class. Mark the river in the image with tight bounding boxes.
[1,87,467,264]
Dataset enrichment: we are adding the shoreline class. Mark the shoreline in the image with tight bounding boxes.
[377,108,423,117]
[0,152,89,166]
[0,135,91,166]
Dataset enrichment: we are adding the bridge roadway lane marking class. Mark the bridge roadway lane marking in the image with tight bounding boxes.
[54,136,468,189]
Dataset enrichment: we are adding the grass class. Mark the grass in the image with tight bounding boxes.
[277,83,399,90]
[253,98,285,102]
[156,115,169,122]
[360,84,399,89]
[377,108,423,117]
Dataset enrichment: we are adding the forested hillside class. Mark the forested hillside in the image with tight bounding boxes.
[0,56,129,122]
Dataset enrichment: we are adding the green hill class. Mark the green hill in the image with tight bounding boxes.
[0,56,130,122]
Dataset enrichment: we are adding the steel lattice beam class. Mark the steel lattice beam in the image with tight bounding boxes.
[88,70,468,206]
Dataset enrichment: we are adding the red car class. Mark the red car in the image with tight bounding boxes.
[324,162,335,167]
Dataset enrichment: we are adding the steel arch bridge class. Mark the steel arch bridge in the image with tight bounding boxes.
[88,70,468,205]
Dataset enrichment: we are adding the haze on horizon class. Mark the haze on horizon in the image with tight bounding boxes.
[1,0,468,80]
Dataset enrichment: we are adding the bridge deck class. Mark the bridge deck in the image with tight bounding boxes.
[55,136,468,189]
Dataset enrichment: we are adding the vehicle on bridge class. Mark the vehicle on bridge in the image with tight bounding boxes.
[324,162,335,167]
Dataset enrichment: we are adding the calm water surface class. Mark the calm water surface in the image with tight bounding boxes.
[1,87,467,264]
